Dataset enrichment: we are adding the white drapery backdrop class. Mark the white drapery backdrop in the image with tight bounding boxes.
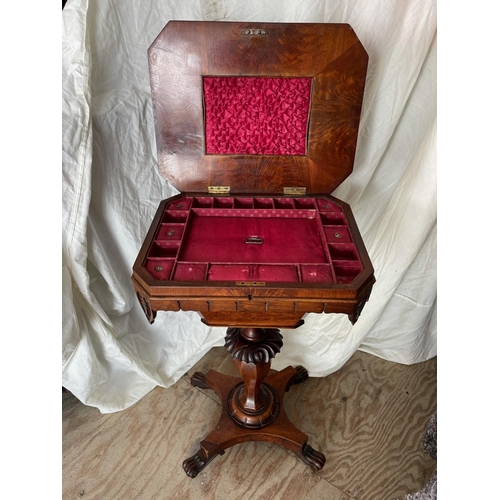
[62,0,436,413]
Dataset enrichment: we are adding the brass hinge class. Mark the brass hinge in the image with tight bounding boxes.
[208,186,231,195]
[283,187,306,196]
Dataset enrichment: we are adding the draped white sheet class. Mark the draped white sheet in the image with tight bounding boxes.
[62,0,437,413]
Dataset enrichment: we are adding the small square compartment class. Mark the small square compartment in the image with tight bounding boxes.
[320,213,346,225]
[173,263,207,281]
[324,226,352,243]
[273,198,294,209]
[333,262,363,284]
[161,211,188,223]
[329,243,359,261]
[234,198,254,209]
[148,241,180,258]
[167,198,192,210]
[192,197,213,208]
[145,259,174,280]
[254,198,273,209]
[300,265,334,283]
[294,198,316,209]
[317,199,343,212]
[214,197,234,208]
[156,224,184,240]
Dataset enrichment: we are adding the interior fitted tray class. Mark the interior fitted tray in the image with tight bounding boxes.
[142,195,364,285]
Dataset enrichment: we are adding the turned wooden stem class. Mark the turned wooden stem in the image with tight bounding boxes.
[233,358,271,412]
[224,328,283,427]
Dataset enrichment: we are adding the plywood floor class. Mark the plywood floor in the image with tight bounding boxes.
[62,348,437,500]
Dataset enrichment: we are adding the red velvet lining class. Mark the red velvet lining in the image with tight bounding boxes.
[143,196,364,284]
[204,77,311,155]
[179,215,327,264]
[208,264,299,282]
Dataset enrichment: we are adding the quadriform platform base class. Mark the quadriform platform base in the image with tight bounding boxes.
[182,328,325,478]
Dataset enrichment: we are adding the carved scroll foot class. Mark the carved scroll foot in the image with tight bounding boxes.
[190,372,210,390]
[286,365,309,391]
[301,444,326,471]
[182,450,225,478]
[182,453,206,478]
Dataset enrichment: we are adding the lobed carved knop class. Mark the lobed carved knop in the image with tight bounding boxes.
[224,328,283,364]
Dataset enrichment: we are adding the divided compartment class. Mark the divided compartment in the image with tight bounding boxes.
[161,211,188,223]
[207,263,299,282]
[254,198,274,209]
[143,195,364,285]
[320,212,347,225]
[273,198,295,209]
[148,241,180,258]
[234,197,254,209]
[172,262,208,281]
[213,197,234,208]
[156,224,184,240]
[328,243,359,261]
[167,198,193,210]
[318,199,343,212]
[293,198,316,209]
[300,264,335,284]
[323,226,352,243]
[145,259,175,280]
[192,197,213,208]
[332,262,363,284]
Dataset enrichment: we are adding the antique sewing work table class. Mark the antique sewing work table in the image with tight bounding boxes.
[132,21,375,478]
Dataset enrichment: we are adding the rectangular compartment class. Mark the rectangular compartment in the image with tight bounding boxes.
[167,198,192,210]
[144,259,175,280]
[323,226,352,243]
[213,197,234,208]
[333,262,363,284]
[253,264,299,282]
[300,264,335,283]
[329,243,359,261]
[173,263,208,281]
[320,213,346,225]
[161,211,188,223]
[254,198,274,208]
[317,199,343,212]
[192,197,213,208]
[148,241,180,258]
[273,198,295,209]
[293,198,316,209]
[207,264,299,282]
[156,224,184,240]
[234,198,254,208]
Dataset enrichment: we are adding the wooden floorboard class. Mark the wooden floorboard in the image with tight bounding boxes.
[63,349,436,500]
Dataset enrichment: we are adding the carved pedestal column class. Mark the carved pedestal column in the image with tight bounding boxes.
[182,327,326,478]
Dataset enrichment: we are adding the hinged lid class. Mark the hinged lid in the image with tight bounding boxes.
[148,21,368,194]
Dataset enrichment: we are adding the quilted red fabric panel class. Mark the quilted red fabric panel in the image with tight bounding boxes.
[204,77,312,155]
